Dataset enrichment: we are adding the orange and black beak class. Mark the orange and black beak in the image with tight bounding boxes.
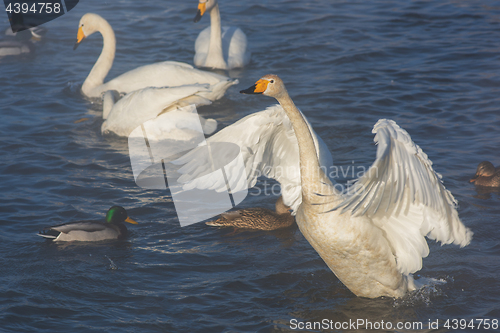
[470,175,478,183]
[73,25,86,50]
[194,2,206,23]
[240,79,269,95]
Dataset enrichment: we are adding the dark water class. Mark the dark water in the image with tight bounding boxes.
[1,0,499,332]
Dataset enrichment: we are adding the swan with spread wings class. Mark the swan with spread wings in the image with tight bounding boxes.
[176,74,473,298]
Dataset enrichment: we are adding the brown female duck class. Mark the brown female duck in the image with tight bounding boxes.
[470,161,500,187]
[207,196,294,230]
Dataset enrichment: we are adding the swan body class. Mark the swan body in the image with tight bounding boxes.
[38,206,138,242]
[194,0,250,69]
[174,104,333,214]
[75,13,237,98]
[207,196,295,230]
[239,74,472,298]
[101,85,218,138]
[470,161,500,187]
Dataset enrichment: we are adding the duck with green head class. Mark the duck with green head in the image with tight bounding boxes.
[38,206,138,242]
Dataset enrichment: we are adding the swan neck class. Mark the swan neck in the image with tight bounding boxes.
[206,3,227,69]
[82,19,116,96]
[276,92,328,199]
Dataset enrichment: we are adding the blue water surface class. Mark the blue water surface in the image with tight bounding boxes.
[1,0,499,332]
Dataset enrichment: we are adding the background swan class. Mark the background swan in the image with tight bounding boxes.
[193,0,250,70]
[101,85,217,138]
[239,74,472,298]
[75,13,237,98]
[174,104,333,213]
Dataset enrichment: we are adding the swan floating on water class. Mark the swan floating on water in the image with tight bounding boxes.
[74,13,237,98]
[236,74,473,298]
[38,206,138,242]
[193,0,251,70]
[101,86,217,138]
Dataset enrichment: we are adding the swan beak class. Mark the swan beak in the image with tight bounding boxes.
[240,79,268,94]
[194,3,206,23]
[73,26,86,50]
[125,217,138,225]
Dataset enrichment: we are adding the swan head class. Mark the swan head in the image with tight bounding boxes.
[73,13,105,50]
[240,74,287,99]
[194,0,218,23]
[470,161,496,182]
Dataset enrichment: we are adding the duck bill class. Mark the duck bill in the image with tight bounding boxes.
[240,79,268,94]
[194,3,206,23]
[73,26,86,50]
[125,217,138,225]
[469,177,477,183]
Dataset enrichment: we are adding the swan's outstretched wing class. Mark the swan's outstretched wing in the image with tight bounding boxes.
[174,104,332,214]
[333,119,472,275]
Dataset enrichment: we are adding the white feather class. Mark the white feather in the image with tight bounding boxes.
[174,104,332,213]
[333,119,473,275]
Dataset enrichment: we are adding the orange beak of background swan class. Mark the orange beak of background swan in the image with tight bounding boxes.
[73,26,86,50]
[240,79,269,94]
[194,3,207,23]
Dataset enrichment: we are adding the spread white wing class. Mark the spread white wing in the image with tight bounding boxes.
[333,119,472,274]
[174,104,332,213]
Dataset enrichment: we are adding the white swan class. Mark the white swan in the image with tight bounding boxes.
[174,104,333,214]
[193,0,250,70]
[101,85,217,138]
[236,74,472,298]
[74,13,237,98]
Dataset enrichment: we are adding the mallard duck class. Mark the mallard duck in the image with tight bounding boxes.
[238,74,472,298]
[207,196,295,230]
[470,161,500,187]
[74,13,237,98]
[193,0,251,69]
[38,206,138,242]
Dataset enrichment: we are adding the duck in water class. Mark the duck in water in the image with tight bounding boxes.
[38,206,138,242]
[207,196,294,230]
[470,161,500,187]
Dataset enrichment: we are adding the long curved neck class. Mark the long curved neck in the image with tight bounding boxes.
[82,19,115,96]
[206,4,227,69]
[275,91,332,202]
